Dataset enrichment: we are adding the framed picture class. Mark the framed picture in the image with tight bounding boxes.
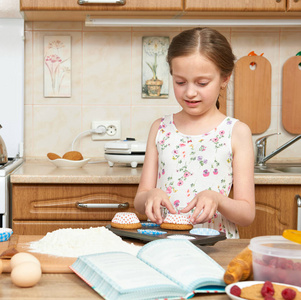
[142,36,169,99]
[44,36,71,98]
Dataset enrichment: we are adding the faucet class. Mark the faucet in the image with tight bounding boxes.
[255,133,301,166]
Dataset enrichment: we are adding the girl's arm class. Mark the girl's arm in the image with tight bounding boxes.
[134,119,176,224]
[227,121,256,226]
[211,121,255,226]
[182,121,255,227]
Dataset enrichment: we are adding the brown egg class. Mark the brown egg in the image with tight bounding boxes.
[11,262,42,287]
[11,252,41,270]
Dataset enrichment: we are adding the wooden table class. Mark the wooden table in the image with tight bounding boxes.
[0,237,250,299]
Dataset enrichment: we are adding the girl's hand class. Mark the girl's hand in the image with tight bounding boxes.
[144,188,176,224]
[181,190,219,224]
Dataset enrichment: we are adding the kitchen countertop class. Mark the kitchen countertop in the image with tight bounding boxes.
[11,159,301,185]
[1,237,250,300]
[11,160,142,184]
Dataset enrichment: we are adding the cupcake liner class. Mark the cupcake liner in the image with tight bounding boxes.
[189,228,220,236]
[137,229,167,236]
[140,222,160,228]
[0,228,13,242]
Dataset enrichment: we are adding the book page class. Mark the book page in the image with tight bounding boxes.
[72,251,187,299]
[137,239,226,292]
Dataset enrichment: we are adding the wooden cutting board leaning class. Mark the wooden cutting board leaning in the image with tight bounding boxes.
[0,235,76,273]
[282,56,301,134]
[234,55,271,134]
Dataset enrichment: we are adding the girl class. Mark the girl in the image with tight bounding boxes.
[134,27,255,238]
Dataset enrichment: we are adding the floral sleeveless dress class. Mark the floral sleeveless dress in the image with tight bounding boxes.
[155,114,239,238]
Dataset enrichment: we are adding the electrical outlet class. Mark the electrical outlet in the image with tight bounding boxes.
[91,120,121,140]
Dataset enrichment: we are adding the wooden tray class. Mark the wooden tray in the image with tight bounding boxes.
[106,224,226,246]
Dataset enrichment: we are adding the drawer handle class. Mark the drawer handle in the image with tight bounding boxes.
[78,0,125,4]
[296,194,301,231]
[76,202,129,209]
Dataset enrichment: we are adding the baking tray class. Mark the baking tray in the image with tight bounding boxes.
[106,222,226,246]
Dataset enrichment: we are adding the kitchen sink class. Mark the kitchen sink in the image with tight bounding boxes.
[254,163,301,174]
[273,166,301,173]
[254,168,280,174]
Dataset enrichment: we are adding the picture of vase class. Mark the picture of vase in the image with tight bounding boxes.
[142,36,169,99]
[44,36,71,98]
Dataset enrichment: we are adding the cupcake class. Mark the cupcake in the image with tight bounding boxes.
[160,214,193,231]
[111,212,142,229]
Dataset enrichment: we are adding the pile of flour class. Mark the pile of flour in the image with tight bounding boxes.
[29,227,141,257]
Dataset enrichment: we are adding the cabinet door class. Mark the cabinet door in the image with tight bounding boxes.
[185,0,286,12]
[20,0,183,11]
[21,0,183,21]
[287,0,301,11]
[238,185,299,239]
[12,183,145,221]
[12,183,147,235]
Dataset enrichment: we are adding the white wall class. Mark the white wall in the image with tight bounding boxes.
[0,19,24,157]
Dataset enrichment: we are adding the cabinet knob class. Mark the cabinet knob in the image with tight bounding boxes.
[76,202,129,209]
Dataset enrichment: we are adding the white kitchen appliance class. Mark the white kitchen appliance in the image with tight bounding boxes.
[104,139,146,168]
[0,156,23,227]
[0,18,24,228]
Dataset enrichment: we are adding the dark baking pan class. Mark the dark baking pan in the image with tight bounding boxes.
[106,222,226,246]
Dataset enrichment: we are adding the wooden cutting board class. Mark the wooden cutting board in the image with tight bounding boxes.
[0,235,76,273]
[282,56,301,134]
[234,55,271,134]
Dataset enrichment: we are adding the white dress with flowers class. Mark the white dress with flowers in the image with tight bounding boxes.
[155,114,239,238]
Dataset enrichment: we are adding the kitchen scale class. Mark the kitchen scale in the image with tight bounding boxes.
[104,138,146,168]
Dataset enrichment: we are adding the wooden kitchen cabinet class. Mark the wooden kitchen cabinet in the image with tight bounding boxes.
[12,182,300,237]
[20,0,184,21]
[20,0,183,11]
[185,0,286,12]
[287,0,301,11]
[183,0,301,18]
[12,183,146,235]
[20,0,301,21]
[238,185,300,239]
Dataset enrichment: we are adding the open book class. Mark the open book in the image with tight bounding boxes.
[70,239,226,300]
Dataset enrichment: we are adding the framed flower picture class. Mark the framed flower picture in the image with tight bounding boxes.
[44,36,71,98]
[142,36,169,99]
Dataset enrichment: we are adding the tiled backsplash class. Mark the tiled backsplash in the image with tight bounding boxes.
[24,22,301,161]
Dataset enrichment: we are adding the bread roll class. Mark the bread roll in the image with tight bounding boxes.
[62,151,83,161]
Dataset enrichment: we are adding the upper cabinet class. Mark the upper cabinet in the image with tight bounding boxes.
[20,0,183,11]
[20,0,184,21]
[20,0,301,21]
[184,0,286,12]
[287,0,301,11]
